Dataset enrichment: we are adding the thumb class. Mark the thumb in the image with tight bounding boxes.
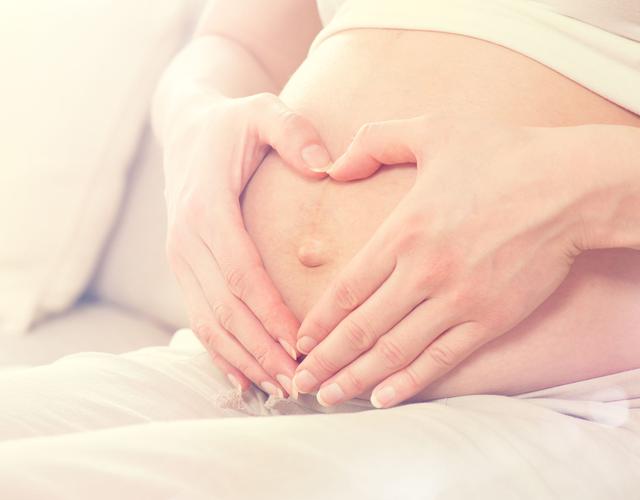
[254,94,331,178]
[328,116,426,181]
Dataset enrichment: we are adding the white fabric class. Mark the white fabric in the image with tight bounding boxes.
[0,340,639,498]
[313,0,640,115]
[316,0,640,39]
[0,0,199,335]
[0,302,170,369]
[530,0,640,42]
[89,130,189,330]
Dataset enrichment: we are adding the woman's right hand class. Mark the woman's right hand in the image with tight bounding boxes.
[163,92,331,397]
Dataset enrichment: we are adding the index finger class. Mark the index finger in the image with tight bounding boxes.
[296,225,397,356]
[205,199,301,360]
[327,116,426,181]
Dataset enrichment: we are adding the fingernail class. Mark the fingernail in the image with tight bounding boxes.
[227,374,243,392]
[371,386,396,409]
[276,374,293,396]
[292,369,318,394]
[317,383,345,407]
[278,338,298,360]
[301,144,332,172]
[261,381,284,399]
[297,336,318,354]
[290,378,299,400]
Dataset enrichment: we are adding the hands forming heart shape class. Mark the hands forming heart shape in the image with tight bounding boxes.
[165,95,631,408]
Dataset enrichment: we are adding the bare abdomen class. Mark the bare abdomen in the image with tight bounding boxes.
[241,29,640,399]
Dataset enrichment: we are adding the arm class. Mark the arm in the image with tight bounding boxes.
[152,0,322,142]
[291,118,640,408]
[573,124,640,252]
[152,1,329,396]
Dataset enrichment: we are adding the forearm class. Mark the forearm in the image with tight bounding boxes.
[151,34,277,145]
[574,124,640,251]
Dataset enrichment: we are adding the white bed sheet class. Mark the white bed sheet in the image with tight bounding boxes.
[0,340,639,499]
[0,301,171,369]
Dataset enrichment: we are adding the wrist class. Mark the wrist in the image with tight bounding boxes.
[570,125,640,252]
[153,78,225,146]
[152,35,277,145]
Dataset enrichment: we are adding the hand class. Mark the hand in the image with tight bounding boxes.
[164,92,331,397]
[293,115,587,407]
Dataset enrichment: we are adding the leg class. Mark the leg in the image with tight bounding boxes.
[0,388,639,499]
[0,343,273,441]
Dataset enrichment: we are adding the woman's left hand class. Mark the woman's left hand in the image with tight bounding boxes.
[293,115,592,408]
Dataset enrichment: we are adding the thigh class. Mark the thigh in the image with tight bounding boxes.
[0,394,638,500]
[0,344,270,441]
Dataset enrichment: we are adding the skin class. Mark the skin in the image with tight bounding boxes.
[242,29,640,404]
[156,1,640,404]
[293,118,640,408]
[153,0,327,397]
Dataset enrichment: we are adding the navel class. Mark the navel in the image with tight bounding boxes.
[297,237,327,268]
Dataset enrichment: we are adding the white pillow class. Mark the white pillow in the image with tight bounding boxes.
[0,0,200,334]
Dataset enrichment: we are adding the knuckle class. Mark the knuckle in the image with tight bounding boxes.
[255,342,282,372]
[251,343,271,368]
[224,266,250,300]
[402,365,422,390]
[342,369,366,395]
[251,91,276,106]
[257,307,282,338]
[259,300,293,339]
[395,219,425,254]
[312,352,340,376]
[234,357,252,377]
[378,141,402,163]
[193,322,220,350]
[278,111,304,134]
[449,285,476,313]
[333,280,360,312]
[411,256,454,295]
[243,92,274,114]
[427,342,457,369]
[342,317,375,351]
[300,314,330,340]
[356,121,381,142]
[405,208,428,232]
[212,302,234,331]
[412,269,440,295]
[376,337,407,370]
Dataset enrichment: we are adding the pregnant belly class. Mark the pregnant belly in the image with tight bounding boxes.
[241,29,640,398]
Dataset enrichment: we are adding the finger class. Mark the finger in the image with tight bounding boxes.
[314,298,453,407]
[295,267,426,394]
[189,236,298,393]
[253,93,332,176]
[328,116,427,181]
[296,228,397,357]
[370,321,489,408]
[202,324,286,399]
[175,256,286,398]
[209,351,251,392]
[203,198,301,361]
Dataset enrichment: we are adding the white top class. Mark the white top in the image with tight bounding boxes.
[313,0,640,115]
